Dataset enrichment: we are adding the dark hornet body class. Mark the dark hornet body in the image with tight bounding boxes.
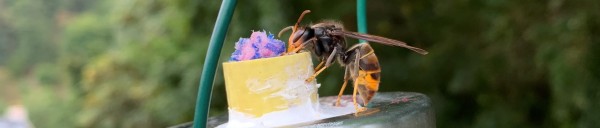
[294,21,382,105]
[279,10,428,112]
[296,21,347,65]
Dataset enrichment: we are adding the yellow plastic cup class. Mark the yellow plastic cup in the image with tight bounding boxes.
[222,52,319,126]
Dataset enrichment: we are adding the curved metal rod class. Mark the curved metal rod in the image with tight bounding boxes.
[193,0,237,127]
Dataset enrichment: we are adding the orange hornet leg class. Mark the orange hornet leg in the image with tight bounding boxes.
[305,65,328,83]
[314,61,324,71]
[288,43,306,54]
[352,80,367,114]
[336,79,348,106]
[306,47,338,83]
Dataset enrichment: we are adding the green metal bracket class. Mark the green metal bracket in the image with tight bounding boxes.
[357,0,367,43]
[193,0,237,127]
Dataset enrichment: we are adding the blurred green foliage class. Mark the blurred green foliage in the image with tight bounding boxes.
[0,0,599,127]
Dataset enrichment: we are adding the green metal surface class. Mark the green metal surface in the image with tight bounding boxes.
[357,0,367,43]
[202,92,436,128]
[193,0,237,127]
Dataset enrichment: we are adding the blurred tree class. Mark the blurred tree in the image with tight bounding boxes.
[2,0,62,75]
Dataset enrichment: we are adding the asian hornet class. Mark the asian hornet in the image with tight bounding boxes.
[278,10,428,112]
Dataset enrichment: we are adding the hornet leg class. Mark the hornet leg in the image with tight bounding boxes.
[336,67,350,106]
[306,47,338,83]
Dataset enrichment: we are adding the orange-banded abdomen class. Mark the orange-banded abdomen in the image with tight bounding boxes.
[355,44,381,106]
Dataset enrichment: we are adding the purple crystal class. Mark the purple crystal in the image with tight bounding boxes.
[229,31,286,61]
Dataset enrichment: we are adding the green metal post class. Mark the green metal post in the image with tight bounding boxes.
[357,0,367,43]
[193,0,237,127]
